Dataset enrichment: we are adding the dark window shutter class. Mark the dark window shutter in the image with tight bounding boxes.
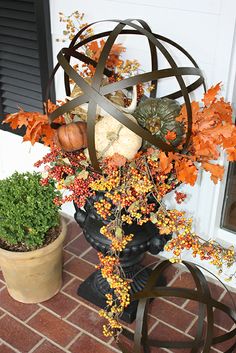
[0,0,55,135]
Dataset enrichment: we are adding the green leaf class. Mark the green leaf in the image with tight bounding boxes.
[150,212,158,224]
[62,157,71,165]
[80,160,89,167]
[128,201,139,213]
[64,175,75,186]
[129,161,136,168]
[115,226,123,240]
[77,170,89,180]
[150,151,159,161]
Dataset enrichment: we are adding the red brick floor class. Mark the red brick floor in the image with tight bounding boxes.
[0,215,235,353]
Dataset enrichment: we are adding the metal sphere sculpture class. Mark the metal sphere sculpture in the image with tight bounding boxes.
[47,19,206,171]
[117,260,236,353]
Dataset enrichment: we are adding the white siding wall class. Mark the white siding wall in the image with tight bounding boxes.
[50,0,236,101]
[1,0,236,285]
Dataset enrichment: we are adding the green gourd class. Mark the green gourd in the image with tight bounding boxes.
[134,97,184,147]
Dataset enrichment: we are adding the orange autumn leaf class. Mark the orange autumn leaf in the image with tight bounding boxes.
[106,43,126,69]
[88,40,100,52]
[3,110,42,129]
[202,82,221,106]
[221,128,236,149]
[165,131,176,141]
[175,85,232,162]
[192,136,219,159]
[211,99,233,123]
[175,84,236,165]
[193,108,218,131]
[23,120,42,145]
[202,162,224,184]
[110,43,126,56]
[41,124,56,147]
[46,99,61,114]
[226,147,236,161]
[176,101,200,124]
[3,114,20,130]
[2,100,63,147]
[159,152,173,174]
[87,39,125,73]
[107,153,127,168]
[175,158,198,186]
[30,118,52,145]
[211,123,234,140]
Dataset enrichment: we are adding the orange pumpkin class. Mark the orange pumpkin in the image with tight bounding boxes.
[55,122,88,152]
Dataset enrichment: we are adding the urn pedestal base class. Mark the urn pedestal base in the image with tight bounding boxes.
[77,270,140,323]
[77,266,166,323]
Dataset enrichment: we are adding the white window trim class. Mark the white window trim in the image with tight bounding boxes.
[196,8,236,246]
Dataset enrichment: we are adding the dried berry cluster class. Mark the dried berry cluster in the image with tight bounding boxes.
[35,141,236,337]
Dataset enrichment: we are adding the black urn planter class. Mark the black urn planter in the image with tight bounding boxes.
[74,194,170,323]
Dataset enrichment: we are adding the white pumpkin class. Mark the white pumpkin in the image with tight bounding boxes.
[68,84,137,122]
[85,113,142,160]
[71,83,141,160]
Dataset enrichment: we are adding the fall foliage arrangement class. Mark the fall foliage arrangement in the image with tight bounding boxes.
[3,11,236,339]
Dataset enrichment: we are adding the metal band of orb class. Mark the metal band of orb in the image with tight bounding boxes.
[67,19,159,98]
[117,260,236,353]
[46,19,206,171]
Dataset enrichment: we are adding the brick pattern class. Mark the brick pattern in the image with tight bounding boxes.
[0,343,17,353]
[0,288,38,321]
[0,315,42,353]
[28,309,80,347]
[0,216,235,353]
[32,340,66,353]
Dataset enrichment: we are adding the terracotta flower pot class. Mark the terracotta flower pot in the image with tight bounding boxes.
[0,218,66,303]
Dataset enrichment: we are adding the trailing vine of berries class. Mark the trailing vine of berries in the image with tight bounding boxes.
[35,145,236,338]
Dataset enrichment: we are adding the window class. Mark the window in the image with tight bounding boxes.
[221,163,236,233]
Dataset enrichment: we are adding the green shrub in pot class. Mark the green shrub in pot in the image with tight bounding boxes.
[0,171,61,251]
[0,171,67,303]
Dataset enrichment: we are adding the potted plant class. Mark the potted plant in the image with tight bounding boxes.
[2,13,236,340]
[0,171,66,303]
